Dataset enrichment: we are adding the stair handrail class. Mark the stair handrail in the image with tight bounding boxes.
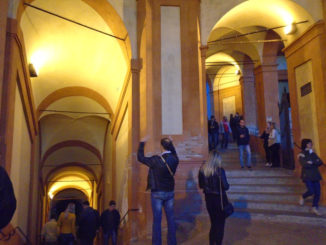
[0,226,32,245]
[119,208,140,226]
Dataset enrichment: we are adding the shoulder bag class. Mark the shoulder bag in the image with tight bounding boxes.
[218,168,234,218]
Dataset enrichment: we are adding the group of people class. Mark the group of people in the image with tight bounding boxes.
[41,200,120,245]
[137,133,324,245]
[208,113,242,151]
[260,121,281,167]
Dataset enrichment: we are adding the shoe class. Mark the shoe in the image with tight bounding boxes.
[265,162,270,167]
[299,196,304,206]
[241,166,244,169]
[247,166,252,169]
[312,207,321,216]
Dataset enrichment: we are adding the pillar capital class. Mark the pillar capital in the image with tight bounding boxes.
[131,58,143,73]
[200,45,208,58]
[254,63,278,75]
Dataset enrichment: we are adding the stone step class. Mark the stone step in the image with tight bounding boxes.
[225,169,295,177]
[228,192,305,203]
[228,185,304,193]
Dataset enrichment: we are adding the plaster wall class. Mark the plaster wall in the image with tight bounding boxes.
[213,85,243,122]
[10,86,32,235]
[161,6,183,135]
[114,110,129,218]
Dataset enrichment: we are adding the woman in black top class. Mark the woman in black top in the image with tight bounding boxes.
[298,139,324,215]
[198,150,230,245]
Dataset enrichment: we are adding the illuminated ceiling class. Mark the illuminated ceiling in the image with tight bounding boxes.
[19,0,130,197]
[206,0,314,88]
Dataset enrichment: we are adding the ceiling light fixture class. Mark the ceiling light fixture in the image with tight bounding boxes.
[29,63,38,77]
[284,23,297,35]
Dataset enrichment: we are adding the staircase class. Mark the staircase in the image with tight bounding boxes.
[130,144,326,244]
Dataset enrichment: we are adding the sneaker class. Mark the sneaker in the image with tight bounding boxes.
[265,162,270,167]
[312,207,321,216]
[299,196,304,206]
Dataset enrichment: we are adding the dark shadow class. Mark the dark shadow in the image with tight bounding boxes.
[224,197,251,245]
[174,171,202,242]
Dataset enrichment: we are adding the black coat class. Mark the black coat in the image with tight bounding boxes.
[78,207,100,239]
[100,209,120,232]
[299,150,324,181]
[137,142,179,191]
[208,120,219,134]
[198,167,229,194]
[236,126,250,145]
[0,166,16,229]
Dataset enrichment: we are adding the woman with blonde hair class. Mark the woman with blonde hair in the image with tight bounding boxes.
[198,150,230,245]
[57,202,76,245]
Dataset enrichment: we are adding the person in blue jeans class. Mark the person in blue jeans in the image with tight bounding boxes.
[137,136,179,245]
[298,139,324,216]
[236,119,251,169]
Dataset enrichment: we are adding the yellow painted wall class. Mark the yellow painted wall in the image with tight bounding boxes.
[115,110,129,219]
[10,86,32,234]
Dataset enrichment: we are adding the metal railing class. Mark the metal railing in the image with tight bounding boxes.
[0,226,32,245]
[119,208,140,226]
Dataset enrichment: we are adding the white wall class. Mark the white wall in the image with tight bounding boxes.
[10,86,32,234]
[114,110,129,217]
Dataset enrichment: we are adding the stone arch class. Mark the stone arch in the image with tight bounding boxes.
[41,140,103,168]
[37,86,113,118]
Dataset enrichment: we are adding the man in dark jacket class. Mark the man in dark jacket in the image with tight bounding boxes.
[0,166,16,231]
[137,137,179,245]
[78,201,100,245]
[208,115,219,150]
[100,200,120,245]
[236,119,252,168]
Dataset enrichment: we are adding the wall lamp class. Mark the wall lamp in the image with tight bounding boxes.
[29,63,38,77]
[284,23,297,35]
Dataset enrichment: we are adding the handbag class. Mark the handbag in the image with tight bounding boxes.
[218,168,234,218]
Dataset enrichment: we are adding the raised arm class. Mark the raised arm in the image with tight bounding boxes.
[137,142,155,167]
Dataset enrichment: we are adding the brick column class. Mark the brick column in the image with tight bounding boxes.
[254,63,280,132]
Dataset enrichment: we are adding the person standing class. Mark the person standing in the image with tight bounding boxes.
[268,122,281,167]
[42,214,58,245]
[220,116,231,149]
[137,137,179,245]
[260,122,271,167]
[198,151,230,245]
[100,200,121,245]
[298,139,324,216]
[57,203,76,245]
[236,119,252,169]
[78,201,100,245]
[208,116,219,151]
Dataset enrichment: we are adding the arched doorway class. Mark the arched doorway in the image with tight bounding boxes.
[204,0,315,167]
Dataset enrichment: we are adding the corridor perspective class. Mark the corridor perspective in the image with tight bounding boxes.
[0,0,326,244]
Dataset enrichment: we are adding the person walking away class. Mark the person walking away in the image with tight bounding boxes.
[298,139,324,216]
[208,116,219,151]
[198,150,230,245]
[236,119,252,169]
[220,116,231,149]
[101,200,121,245]
[268,122,281,167]
[57,203,76,245]
[137,137,179,245]
[78,201,100,245]
[0,165,16,232]
[42,214,58,245]
[260,122,271,167]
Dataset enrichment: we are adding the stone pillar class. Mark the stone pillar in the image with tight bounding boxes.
[199,45,209,158]
[137,0,205,161]
[254,63,280,132]
[240,67,257,129]
[283,21,326,204]
[0,1,9,168]
[129,58,142,240]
